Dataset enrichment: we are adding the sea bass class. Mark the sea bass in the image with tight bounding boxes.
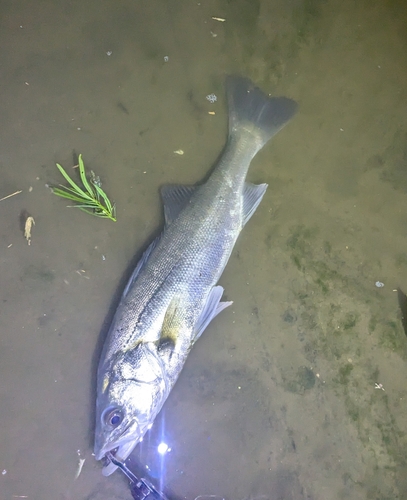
[94,77,297,475]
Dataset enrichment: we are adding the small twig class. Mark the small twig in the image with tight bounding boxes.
[0,190,22,202]
[74,458,86,480]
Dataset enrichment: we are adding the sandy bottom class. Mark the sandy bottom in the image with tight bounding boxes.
[1,1,406,499]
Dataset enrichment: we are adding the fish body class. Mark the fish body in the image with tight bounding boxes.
[94,77,297,475]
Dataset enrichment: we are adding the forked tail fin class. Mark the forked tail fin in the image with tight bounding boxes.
[227,76,298,149]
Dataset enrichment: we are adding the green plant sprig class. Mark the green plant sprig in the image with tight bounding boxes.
[51,154,116,221]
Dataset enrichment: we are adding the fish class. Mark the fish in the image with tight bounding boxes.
[94,76,298,476]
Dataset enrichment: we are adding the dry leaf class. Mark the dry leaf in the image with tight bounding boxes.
[24,216,35,245]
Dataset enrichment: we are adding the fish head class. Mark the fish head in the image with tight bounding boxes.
[94,342,169,475]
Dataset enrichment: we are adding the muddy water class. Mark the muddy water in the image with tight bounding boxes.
[1,1,406,499]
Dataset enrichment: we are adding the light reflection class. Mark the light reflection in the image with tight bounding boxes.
[157,442,169,455]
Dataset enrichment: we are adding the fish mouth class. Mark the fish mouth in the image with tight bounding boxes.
[99,440,139,476]
[95,417,151,475]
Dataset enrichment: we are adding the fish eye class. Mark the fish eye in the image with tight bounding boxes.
[102,407,123,428]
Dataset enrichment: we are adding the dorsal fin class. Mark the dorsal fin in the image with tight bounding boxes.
[160,184,197,226]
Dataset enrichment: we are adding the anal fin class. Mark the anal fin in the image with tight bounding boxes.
[243,182,268,226]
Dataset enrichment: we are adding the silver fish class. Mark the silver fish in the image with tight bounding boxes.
[94,77,297,475]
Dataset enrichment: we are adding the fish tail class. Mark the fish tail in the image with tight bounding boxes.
[226,76,298,149]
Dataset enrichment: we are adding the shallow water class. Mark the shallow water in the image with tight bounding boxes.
[1,1,407,499]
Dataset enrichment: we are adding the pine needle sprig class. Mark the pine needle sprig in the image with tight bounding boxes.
[51,154,116,221]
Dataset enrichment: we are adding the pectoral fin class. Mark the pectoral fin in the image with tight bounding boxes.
[157,287,232,360]
[155,295,185,362]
